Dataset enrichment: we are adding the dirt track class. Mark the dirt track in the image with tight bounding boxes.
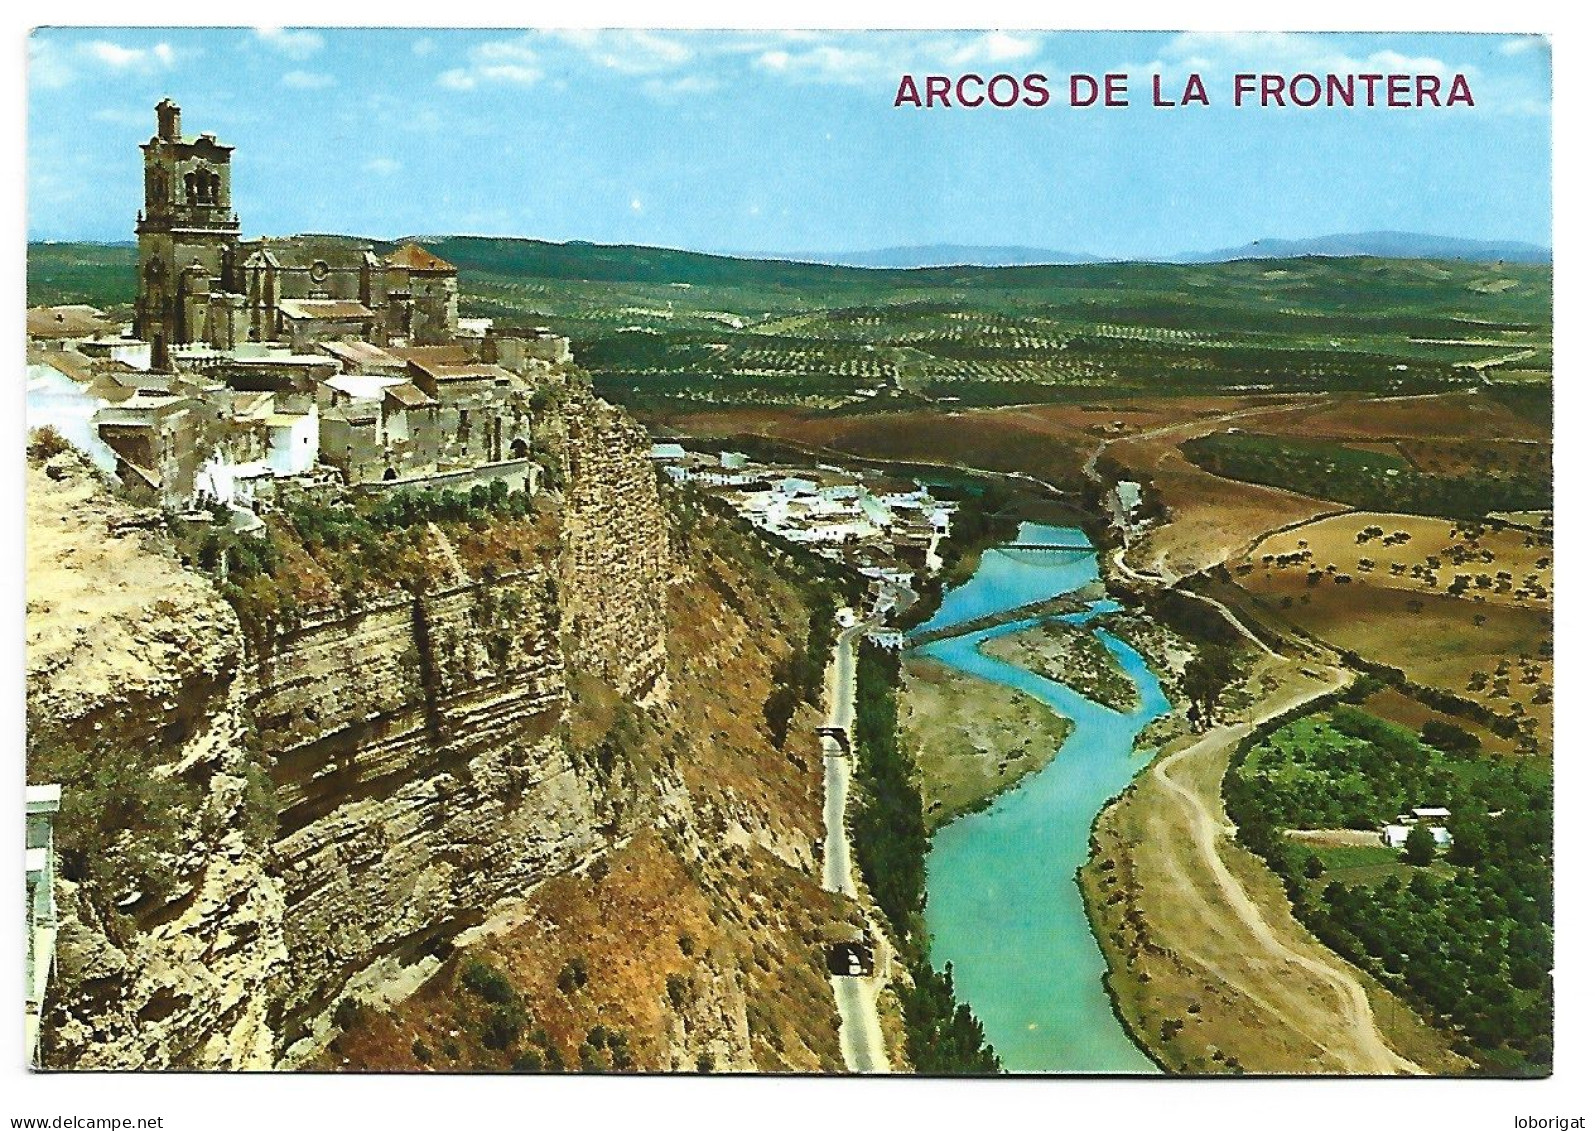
[1143,667,1423,1074]
[1083,660,1463,1074]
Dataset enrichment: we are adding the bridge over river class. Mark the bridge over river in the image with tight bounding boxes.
[907,591,1094,647]
[997,533,1096,553]
[907,531,1100,646]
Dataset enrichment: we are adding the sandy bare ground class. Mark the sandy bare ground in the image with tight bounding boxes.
[901,656,1072,830]
[1283,829,1384,847]
[1085,659,1466,1075]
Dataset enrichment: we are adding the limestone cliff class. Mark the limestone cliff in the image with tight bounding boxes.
[316,507,852,1073]
[555,393,671,701]
[28,452,285,1068]
[29,392,846,1073]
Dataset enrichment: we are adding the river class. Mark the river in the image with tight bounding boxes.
[916,522,1169,1073]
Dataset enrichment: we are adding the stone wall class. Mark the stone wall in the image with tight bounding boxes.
[352,457,540,499]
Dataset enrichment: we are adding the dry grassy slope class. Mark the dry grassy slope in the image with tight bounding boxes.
[1231,511,1553,743]
[326,523,857,1073]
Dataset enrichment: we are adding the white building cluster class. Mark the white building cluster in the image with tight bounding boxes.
[1382,806,1454,851]
[649,444,954,629]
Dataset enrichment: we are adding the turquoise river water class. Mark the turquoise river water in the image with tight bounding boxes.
[917,522,1170,1073]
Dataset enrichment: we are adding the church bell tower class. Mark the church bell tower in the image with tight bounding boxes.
[134,99,242,352]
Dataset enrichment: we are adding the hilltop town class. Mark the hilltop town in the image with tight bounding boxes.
[29,99,571,519]
[23,98,975,1075]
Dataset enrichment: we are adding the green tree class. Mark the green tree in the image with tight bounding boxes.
[1402,825,1436,867]
[1181,644,1239,728]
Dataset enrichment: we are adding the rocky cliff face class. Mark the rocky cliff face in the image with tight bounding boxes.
[556,394,671,701]
[256,570,601,1060]
[311,512,851,1073]
[28,453,286,1069]
[30,392,843,1072]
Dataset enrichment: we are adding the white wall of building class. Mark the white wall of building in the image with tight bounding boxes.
[25,364,118,474]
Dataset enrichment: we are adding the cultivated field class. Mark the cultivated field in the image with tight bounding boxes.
[31,240,1551,414]
[1231,513,1552,747]
[1082,659,1468,1075]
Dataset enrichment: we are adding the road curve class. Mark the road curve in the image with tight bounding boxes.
[1147,670,1425,1075]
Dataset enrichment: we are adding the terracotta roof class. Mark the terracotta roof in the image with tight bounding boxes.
[406,359,519,383]
[35,350,99,384]
[28,306,114,340]
[101,368,176,394]
[386,243,456,272]
[277,299,375,321]
[228,392,276,419]
[87,377,138,404]
[384,381,436,408]
[319,340,404,370]
[386,344,473,366]
[321,404,379,426]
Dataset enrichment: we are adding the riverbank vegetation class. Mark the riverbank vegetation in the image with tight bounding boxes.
[896,485,1019,629]
[1225,704,1552,1074]
[851,641,1001,1073]
[980,622,1140,714]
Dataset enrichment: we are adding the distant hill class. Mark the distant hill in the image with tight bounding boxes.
[27,230,1553,313]
[1181,231,1550,265]
[744,232,1549,269]
[777,244,1103,269]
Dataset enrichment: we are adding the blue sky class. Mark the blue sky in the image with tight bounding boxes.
[27,28,1551,257]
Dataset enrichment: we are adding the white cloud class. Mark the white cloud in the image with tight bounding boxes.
[82,39,176,73]
[364,157,402,176]
[1144,30,1544,116]
[255,28,324,60]
[630,197,643,212]
[642,74,721,100]
[1157,31,1445,76]
[752,31,1043,87]
[282,70,334,90]
[549,29,694,75]
[1500,36,1545,58]
[470,29,1048,96]
[413,38,435,58]
[942,31,1040,66]
[437,36,543,91]
[755,44,884,85]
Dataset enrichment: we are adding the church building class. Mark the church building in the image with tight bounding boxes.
[133,99,459,359]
